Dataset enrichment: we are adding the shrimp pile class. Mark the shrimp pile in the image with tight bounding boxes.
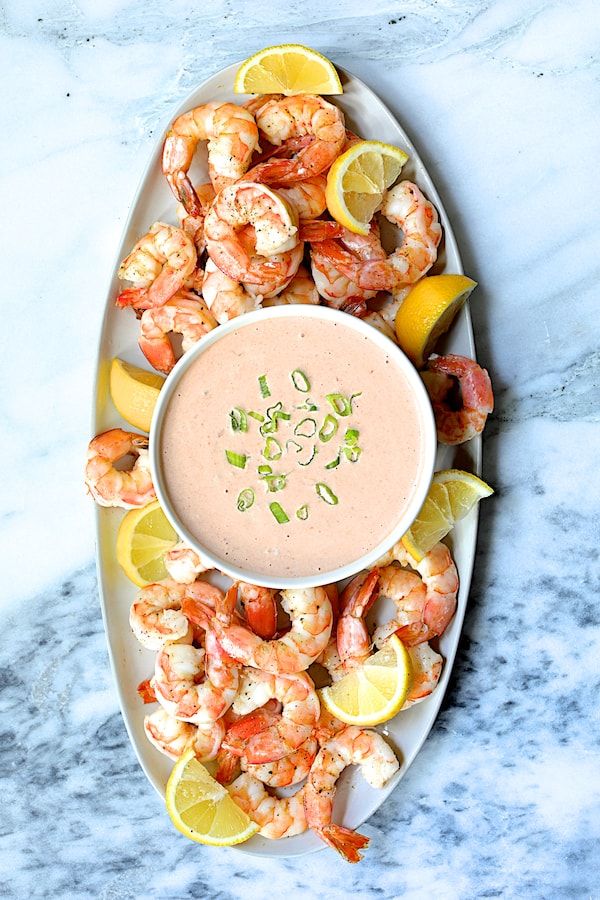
[85,71,495,863]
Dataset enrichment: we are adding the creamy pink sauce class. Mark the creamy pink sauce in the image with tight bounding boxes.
[160,316,426,579]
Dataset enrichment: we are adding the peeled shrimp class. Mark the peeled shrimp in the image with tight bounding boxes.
[129,579,223,650]
[362,310,398,343]
[116,222,197,309]
[381,181,442,289]
[154,628,238,725]
[162,102,259,212]
[138,290,217,374]
[336,569,380,671]
[310,222,393,296]
[201,258,261,324]
[244,738,318,787]
[374,542,459,647]
[205,182,301,286]
[189,586,332,675]
[253,95,345,184]
[237,582,278,641]
[144,708,225,762]
[176,181,216,255]
[228,774,308,839]
[262,265,319,307]
[226,667,320,764]
[277,176,328,220]
[85,428,155,509]
[403,643,443,708]
[422,354,494,445]
[163,542,214,584]
[304,725,399,862]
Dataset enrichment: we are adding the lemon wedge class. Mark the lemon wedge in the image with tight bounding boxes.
[394,274,477,368]
[110,358,164,433]
[166,749,259,846]
[116,499,178,587]
[234,44,342,96]
[320,635,411,726]
[402,469,494,561]
[326,140,409,235]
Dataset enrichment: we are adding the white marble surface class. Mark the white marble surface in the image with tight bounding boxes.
[2,0,600,896]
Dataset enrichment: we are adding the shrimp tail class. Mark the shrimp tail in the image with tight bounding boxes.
[215,748,241,785]
[299,220,344,242]
[115,287,152,310]
[137,678,156,704]
[139,333,176,375]
[171,170,203,217]
[319,825,370,863]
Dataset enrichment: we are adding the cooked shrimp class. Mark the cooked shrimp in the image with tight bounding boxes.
[381,181,442,289]
[373,542,458,647]
[144,708,225,762]
[316,637,346,684]
[310,222,393,294]
[154,628,238,725]
[201,258,261,324]
[253,95,345,184]
[403,643,443,708]
[422,354,494,445]
[243,94,283,117]
[129,580,223,650]
[116,222,197,309]
[277,176,327,220]
[362,311,398,342]
[163,542,214,584]
[192,586,332,675]
[262,265,319,307]
[237,582,278,641]
[85,428,155,509]
[228,774,308,839]
[244,737,318,787]
[138,290,217,374]
[162,102,260,212]
[205,182,301,285]
[176,181,216,254]
[337,569,380,671]
[225,667,320,763]
[304,725,399,862]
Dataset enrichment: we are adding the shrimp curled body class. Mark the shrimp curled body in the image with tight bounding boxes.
[85,429,155,509]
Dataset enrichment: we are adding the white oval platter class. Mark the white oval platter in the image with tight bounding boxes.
[92,61,481,858]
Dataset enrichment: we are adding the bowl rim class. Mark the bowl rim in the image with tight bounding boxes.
[149,304,437,589]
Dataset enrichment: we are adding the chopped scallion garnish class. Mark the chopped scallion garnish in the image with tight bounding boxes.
[258,464,273,476]
[318,414,338,442]
[225,450,247,468]
[296,398,318,412]
[325,454,340,469]
[325,393,361,417]
[315,482,339,505]
[344,428,359,446]
[269,502,289,524]
[291,369,310,392]
[263,437,283,461]
[258,375,271,398]
[237,488,255,511]
[265,473,288,492]
[249,410,265,423]
[285,439,303,454]
[267,401,291,422]
[296,504,309,520]
[298,444,317,466]
[294,417,317,438]
[344,445,362,463]
[229,407,248,432]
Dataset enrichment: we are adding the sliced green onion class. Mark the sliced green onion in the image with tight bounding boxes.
[344,445,362,463]
[266,401,291,422]
[258,375,271,398]
[344,428,359,446]
[316,482,339,505]
[296,398,318,412]
[249,410,265,423]
[265,473,288,492]
[325,393,354,416]
[319,415,338,442]
[260,420,277,436]
[269,501,289,524]
[325,454,340,470]
[298,444,318,466]
[229,407,248,432]
[296,504,309,520]
[237,488,255,511]
[258,464,273,476]
[286,439,303,454]
[295,417,317,438]
[225,450,247,469]
[263,437,282,461]
[291,369,310,392]
[350,392,362,409]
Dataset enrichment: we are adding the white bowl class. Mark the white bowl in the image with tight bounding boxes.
[149,304,437,589]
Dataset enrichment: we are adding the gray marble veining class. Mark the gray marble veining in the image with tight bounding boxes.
[1,0,600,896]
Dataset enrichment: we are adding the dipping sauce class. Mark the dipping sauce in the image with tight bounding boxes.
[159,315,428,580]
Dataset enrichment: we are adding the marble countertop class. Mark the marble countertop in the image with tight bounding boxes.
[2,0,599,896]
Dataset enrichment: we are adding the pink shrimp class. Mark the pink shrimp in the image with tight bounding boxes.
[336,569,380,671]
[138,290,217,374]
[262,264,320,307]
[176,181,216,255]
[85,429,155,509]
[422,354,494,445]
[381,181,442,288]
[236,582,278,641]
[310,222,392,301]
[374,542,459,647]
[116,222,197,309]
